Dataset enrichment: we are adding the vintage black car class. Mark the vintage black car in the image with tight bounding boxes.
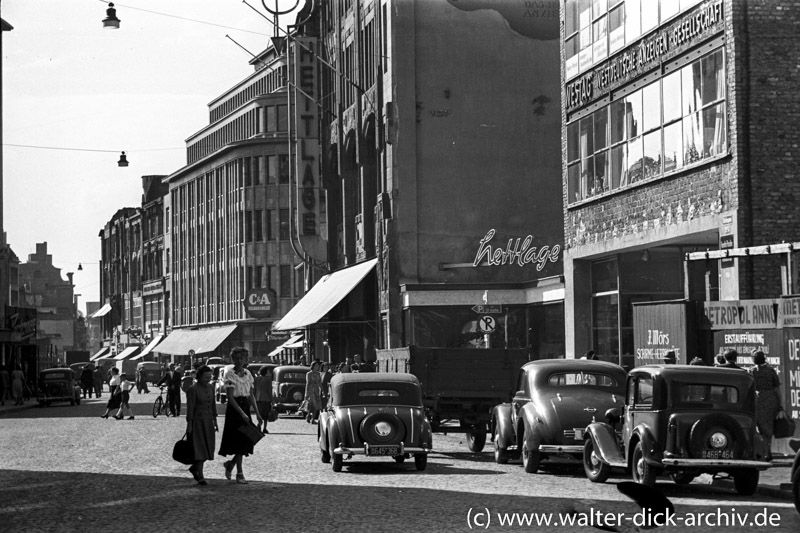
[37,368,81,406]
[584,365,771,495]
[318,373,433,472]
[272,365,309,414]
[492,359,627,473]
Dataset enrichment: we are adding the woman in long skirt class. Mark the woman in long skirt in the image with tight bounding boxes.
[303,360,322,423]
[101,368,122,418]
[186,365,218,485]
[748,350,783,460]
[218,347,262,484]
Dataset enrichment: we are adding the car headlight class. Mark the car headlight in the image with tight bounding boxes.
[374,421,393,437]
[709,432,728,449]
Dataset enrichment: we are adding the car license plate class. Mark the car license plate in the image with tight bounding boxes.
[701,449,734,459]
[368,445,400,456]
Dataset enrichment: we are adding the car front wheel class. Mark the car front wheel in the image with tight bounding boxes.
[632,440,657,487]
[733,469,759,496]
[521,429,540,474]
[583,437,611,483]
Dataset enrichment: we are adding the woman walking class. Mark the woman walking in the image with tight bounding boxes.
[186,365,218,485]
[254,366,273,434]
[114,373,136,420]
[302,360,322,423]
[748,350,783,460]
[218,347,262,484]
[101,367,122,418]
[11,365,25,406]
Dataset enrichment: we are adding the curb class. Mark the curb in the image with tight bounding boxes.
[0,403,36,416]
[712,479,793,501]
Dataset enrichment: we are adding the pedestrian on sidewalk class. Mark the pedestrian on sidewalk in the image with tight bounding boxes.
[218,347,262,484]
[186,365,217,485]
[157,364,179,416]
[101,368,122,418]
[11,365,25,406]
[93,365,105,398]
[254,365,273,434]
[302,361,322,423]
[749,350,783,460]
[80,365,95,399]
[135,365,150,394]
[114,373,136,420]
[0,365,9,406]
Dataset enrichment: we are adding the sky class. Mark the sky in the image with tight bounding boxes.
[2,0,303,315]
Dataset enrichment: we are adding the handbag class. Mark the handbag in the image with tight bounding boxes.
[172,433,194,465]
[268,407,278,423]
[773,413,796,439]
[238,421,264,445]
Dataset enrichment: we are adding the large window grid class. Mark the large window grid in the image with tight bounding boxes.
[567,48,725,204]
[565,0,703,80]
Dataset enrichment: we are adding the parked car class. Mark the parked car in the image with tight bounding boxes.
[492,359,627,473]
[272,365,309,414]
[791,438,800,514]
[136,361,162,384]
[36,368,82,406]
[583,365,772,495]
[209,364,229,403]
[246,362,278,379]
[318,373,433,472]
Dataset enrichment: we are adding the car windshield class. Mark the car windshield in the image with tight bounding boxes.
[674,382,740,405]
[279,372,305,381]
[548,372,618,387]
[335,383,422,406]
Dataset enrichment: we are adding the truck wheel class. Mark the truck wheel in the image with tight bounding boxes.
[734,469,759,496]
[414,453,428,471]
[494,429,510,464]
[632,441,657,487]
[583,437,611,483]
[522,429,540,474]
[467,424,487,452]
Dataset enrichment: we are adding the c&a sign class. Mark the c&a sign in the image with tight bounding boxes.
[244,289,275,319]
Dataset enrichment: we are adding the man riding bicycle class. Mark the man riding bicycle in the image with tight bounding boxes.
[156,364,182,417]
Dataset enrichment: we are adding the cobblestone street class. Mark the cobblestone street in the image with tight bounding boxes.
[1,392,799,532]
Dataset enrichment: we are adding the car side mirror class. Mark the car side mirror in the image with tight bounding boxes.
[605,407,621,426]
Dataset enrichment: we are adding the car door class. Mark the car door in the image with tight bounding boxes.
[623,373,654,458]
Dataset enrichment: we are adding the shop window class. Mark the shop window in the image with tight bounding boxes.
[642,82,661,133]
[642,130,662,179]
[592,16,608,62]
[608,144,626,189]
[624,0,641,45]
[608,3,625,53]
[662,121,683,172]
[662,70,682,123]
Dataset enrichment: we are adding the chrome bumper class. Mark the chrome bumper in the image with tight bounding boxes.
[660,458,772,469]
[539,445,583,454]
[334,443,432,456]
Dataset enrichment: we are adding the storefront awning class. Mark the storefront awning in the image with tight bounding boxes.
[90,303,112,318]
[131,334,164,361]
[272,258,378,331]
[114,346,140,360]
[89,347,110,361]
[268,333,304,357]
[155,324,238,356]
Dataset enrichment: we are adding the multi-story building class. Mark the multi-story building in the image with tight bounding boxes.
[155,44,302,363]
[97,207,144,359]
[141,175,169,343]
[560,0,800,371]
[17,242,78,367]
[273,1,566,363]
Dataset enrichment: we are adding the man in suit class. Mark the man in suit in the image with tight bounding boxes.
[157,364,178,416]
[719,348,744,370]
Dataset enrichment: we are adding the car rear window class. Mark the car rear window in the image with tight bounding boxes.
[43,373,69,381]
[676,383,739,405]
[279,372,305,381]
[336,383,422,406]
[548,372,618,387]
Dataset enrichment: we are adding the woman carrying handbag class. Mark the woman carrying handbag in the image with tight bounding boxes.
[218,348,262,484]
[748,350,784,460]
[186,365,218,485]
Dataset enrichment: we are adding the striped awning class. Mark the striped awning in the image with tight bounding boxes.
[89,347,110,361]
[113,346,140,360]
[268,333,304,357]
[90,303,112,318]
[131,334,164,361]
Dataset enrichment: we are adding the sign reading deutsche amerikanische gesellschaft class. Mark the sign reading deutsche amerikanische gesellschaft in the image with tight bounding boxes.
[565,0,724,112]
[702,299,778,330]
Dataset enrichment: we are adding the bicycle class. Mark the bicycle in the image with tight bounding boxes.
[152,386,172,418]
